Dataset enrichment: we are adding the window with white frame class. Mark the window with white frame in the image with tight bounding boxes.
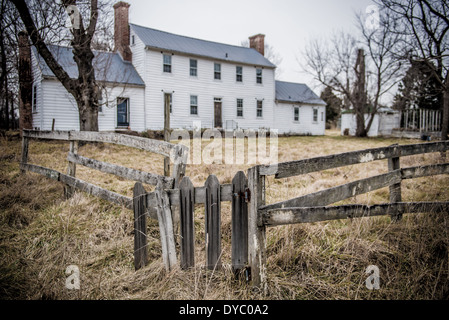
[190,95,198,115]
[256,68,262,84]
[294,106,299,122]
[32,85,37,112]
[214,63,221,80]
[236,66,243,82]
[190,59,197,77]
[237,99,243,117]
[257,100,263,118]
[163,54,172,73]
[313,108,318,122]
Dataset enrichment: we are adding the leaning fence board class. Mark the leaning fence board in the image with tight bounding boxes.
[155,180,177,271]
[205,175,221,270]
[260,170,402,211]
[179,176,195,269]
[260,141,449,178]
[263,202,449,227]
[133,182,148,270]
[67,152,174,188]
[21,163,133,209]
[247,166,268,293]
[231,171,248,273]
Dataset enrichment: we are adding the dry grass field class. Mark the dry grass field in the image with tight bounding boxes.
[0,130,448,300]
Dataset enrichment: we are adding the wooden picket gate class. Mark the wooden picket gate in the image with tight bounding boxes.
[133,171,251,274]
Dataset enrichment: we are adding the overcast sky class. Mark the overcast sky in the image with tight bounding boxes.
[126,0,376,94]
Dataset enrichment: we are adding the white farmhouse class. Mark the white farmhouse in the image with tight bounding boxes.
[26,1,326,135]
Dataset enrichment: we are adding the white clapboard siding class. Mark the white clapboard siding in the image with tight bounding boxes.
[142,48,276,131]
[37,79,145,132]
[273,102,326,135]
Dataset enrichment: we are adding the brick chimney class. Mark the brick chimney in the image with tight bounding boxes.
[18,31,33,133]
[249,34,265,56]
[114,1,132,62]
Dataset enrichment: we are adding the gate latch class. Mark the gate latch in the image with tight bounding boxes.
[233,188,251,203]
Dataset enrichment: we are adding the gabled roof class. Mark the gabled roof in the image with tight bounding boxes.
[275,81,326,106]
[33,45,145,87]
[130,23,276,68]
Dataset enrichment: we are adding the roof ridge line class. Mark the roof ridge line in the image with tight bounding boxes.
[130,23,256,51]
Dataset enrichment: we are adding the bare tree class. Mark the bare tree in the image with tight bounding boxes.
[12,0,101,131]
[0,0,21,130]
[355,8,404,136]
[377,0,449,140]
[302,8,402,137]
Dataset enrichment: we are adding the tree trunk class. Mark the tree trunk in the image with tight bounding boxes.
[355,110,367,137]
[441,74,449,141]
[77,89,99,132]
[18,31,33,133]
[354,49,367,137]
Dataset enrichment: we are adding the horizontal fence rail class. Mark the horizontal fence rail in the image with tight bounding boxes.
[263,202,449,227]
[260,141,449,178]
[23,130,182,158]
[21,163,133,208]
[67,152,174,188]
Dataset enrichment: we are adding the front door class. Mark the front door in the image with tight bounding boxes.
[117,97,129,127]
[214,98,222,128]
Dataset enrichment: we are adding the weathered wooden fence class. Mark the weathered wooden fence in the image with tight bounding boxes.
[133,171,250,274]
[19,131,449,292]
[19,129,188,213]
[246,141,449,292]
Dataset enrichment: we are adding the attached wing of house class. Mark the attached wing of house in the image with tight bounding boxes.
[274,81,326,135]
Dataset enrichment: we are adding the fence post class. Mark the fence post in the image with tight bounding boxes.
[164,93,171,177]
[133,182,148,270]
[388,145,402,222]
[155,179,177,272]
[205,175,221,270]
[179,176,195,269]
[20,133,29,174]
[247,166,267,293]
[65,139,79,198]
[231,171,248,274]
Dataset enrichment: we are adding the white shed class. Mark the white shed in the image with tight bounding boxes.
[340,107,400,137]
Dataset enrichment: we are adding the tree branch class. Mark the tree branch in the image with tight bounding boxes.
[11,0,76,96]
